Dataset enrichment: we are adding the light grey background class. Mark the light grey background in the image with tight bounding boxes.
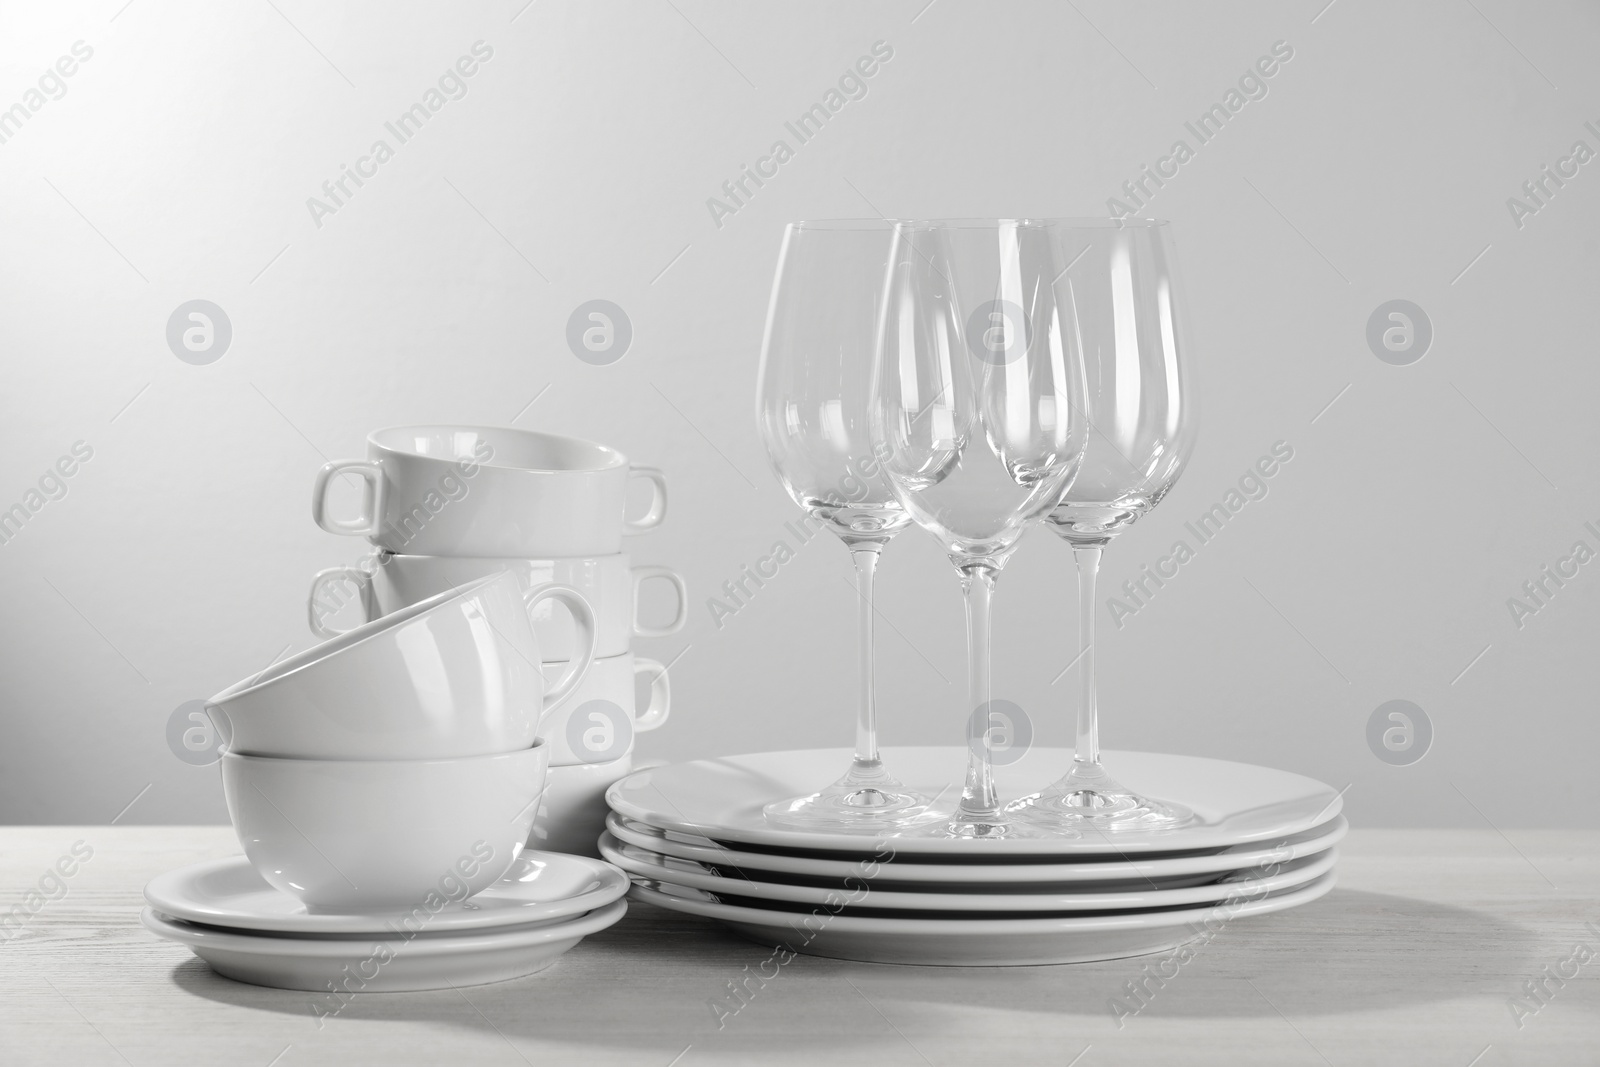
[2,0,1595,828]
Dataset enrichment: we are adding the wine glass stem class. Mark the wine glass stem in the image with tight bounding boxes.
[1073,545,1103,770]
[958,562,1000,819]
[847,543,884,772]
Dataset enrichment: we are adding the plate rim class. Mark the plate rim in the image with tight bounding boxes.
[602,833,1338,912]
[605,812,1348,882]
[626,870,1336,935]
[608,747,1344,856]
[142,852,629,935]
[141,898,627,958]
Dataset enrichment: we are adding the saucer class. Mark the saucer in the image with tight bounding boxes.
[627,874,1334,966]
[601,833,1337,912]
[608,747,1345,856]
[144,851,628,935]
[605,813,1347,885]
[142,899,627,991]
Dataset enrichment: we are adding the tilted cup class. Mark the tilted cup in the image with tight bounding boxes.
[310,425,668,557]
[307,552,686,659]
[221,744,548,911]
[210,572,595,760]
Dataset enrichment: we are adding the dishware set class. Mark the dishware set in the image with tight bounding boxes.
[144,426,681,988]
[604,217,1341,963]
[144,217,1337,982]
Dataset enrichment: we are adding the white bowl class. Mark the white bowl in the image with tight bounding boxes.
[221,743,548,911]
[211,571,592,760]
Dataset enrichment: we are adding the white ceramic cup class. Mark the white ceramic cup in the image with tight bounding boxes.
[311,425,668,558]
[528,756,637,859]
[221,744,548,911]
[307,552,687,659]
[210,572,595,760]
[540,653,669,767]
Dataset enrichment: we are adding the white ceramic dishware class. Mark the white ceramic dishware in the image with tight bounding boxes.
[308,551,686,657]
[540,653,669,767]
[529,757,640,858]
[608,747,1345,856]
[141,898,627,991]
[627,874,1335,966]
[143,851,628,935]
[604,813,1348,886]
[212,572,594,760]
[221,743,548,911]
[601,833,1336,912]
[311,425,667,557]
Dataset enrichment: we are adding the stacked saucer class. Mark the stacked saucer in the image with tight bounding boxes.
[604,746,1344,966]
[142,852,628,992]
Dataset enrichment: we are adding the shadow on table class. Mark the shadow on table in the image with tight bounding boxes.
[165,908,833,1049]
[165,888,1566,1047]
[864,888,1568,1021]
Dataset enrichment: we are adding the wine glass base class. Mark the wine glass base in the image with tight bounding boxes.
[891,808,1061,840]
[1007,766,1194,832]
[763,766,933,832]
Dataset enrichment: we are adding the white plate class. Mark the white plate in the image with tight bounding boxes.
[144,852,628,935]
[606,812,1347,885]
[627,873,1335,966]
[602,832,1337,912]
[141,899,626,991]
[609,747,1343,856]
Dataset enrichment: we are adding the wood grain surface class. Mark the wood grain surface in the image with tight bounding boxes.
[0,827,1595,1066]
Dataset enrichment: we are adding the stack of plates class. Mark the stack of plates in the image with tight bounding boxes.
[604,747,1344,966]
[142,851,629,990]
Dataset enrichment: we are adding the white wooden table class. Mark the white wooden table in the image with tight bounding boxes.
[1,827,1596,1066]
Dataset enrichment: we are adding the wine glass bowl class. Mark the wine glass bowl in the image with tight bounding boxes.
[1045,221,1194,528]
[874,221,1087,563]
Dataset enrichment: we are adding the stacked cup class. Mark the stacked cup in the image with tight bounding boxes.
[305,425,684,857]
[206,571,579,910]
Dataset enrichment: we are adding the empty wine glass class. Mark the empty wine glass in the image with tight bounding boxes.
[756,219,930,829]
[870,219,1089,838]
[1006,219,1199,831]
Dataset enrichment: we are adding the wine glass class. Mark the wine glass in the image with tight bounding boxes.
[870,219,1089,838]
[1006,219,1199,830]
[756,219,930,829]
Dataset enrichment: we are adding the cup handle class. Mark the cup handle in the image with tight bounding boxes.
[633,656,671,732]
[311,460,386,537]
[526,584,595,707]
[622,466,668,534]
[630,566,688,638]
[306,566,374,638]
